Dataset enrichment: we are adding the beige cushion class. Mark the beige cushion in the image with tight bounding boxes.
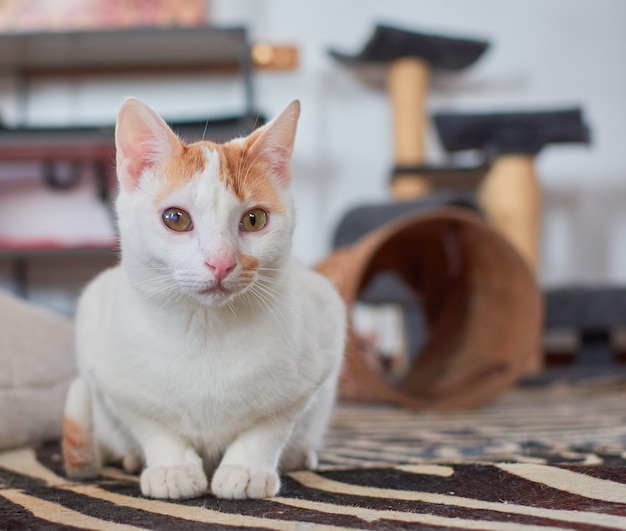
[0,289,75,449]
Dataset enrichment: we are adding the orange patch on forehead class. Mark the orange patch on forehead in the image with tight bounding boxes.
[218,141,285,214]
[157,142,207,200]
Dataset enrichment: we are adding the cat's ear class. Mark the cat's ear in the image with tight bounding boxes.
[115,97,182,191]
[247,100,300,188]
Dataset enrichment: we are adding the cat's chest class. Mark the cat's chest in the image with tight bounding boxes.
[100,306,305,431]
[135,350,283,427]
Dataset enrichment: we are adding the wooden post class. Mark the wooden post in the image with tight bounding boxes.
[388,58,431,199]
[479,155,541,272]
[479,154,543,373]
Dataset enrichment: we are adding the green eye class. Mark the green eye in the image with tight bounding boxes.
[240,208,267,232]
[162,207,193,232]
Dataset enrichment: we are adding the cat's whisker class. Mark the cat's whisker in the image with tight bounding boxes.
[135,274,182,302]
[201,120,210,142]
[237,149,266,191]
[253,281,281,293]
[225,297,240,321]
[244,170,270,193]
[153,279,188,305]
[248,285,296,354]
[135,279,175,292]
[140,286,178,302]
[251,272,279,291]
[248,281,297,353]
[251,114,263,132]
[129,267,175,272]
[253,271,282,282]
[135,275,176,288]
[233,139,251,192]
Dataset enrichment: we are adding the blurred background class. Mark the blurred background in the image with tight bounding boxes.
[0,0,624,315]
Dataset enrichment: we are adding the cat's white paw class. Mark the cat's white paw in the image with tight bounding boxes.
[280,448,318,472]
[211,465,280,499]
[140,463,208,499]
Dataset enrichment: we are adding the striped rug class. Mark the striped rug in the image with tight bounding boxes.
[2,378,626,530]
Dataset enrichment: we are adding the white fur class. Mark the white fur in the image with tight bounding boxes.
[64,99,346,500]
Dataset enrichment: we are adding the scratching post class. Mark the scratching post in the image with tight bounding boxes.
[480,155,541,272]
[481,154,543,374]
[328,24,489,199]
[479,155,542,374]
[388,58,430,199]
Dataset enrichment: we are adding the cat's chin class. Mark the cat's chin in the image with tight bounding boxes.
[192,286,242,307]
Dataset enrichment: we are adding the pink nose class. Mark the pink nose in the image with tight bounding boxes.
[205,256,237,283]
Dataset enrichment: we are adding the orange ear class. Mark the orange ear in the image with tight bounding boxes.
[247,100,300,188]
[115,97,182,191]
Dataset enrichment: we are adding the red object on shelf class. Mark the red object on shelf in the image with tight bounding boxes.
[0,236,119,252]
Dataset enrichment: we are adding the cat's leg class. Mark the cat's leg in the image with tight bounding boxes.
[280,374,338,472]
[130,419,208,500]
[63,378,102,478]
[211,414,297,499]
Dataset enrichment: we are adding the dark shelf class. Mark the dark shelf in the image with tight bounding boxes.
[0,26,250,74]
[0,113,265,162]
[1,25,257,125]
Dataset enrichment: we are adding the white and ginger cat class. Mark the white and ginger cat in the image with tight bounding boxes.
[62,98,346,500]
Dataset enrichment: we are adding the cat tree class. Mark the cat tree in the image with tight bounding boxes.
[324,24,545,407]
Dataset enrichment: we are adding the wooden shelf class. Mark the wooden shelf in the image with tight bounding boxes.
[0,114,263,162]
[0,26,250,74]
[1,25,257,125]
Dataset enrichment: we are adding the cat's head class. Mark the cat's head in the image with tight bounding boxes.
[114,97,300,308]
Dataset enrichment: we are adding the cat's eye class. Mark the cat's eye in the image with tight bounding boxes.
[240,208,268,232]
[162,207,193,232]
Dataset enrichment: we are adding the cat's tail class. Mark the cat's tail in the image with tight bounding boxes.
[62,378,101,479]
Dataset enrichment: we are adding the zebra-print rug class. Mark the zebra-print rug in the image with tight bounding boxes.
[2,377,626,530]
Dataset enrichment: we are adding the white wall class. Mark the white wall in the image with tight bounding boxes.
[214,0,626,285]
[1,0,625,311]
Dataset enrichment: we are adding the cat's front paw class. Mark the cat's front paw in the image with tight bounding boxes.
[140,463,208,500]
[211,464,280,499]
